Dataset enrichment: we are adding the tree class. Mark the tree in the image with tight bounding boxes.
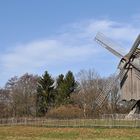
[65,71,77,97]
[55,74,65,105]
[0,88,10,118]
[55,71,77,106]
[72,69,102,118]
[107,74,120,113]
[36,71,55,116]
[5,74,38,117]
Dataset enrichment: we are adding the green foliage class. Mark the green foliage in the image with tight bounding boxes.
[65,71,77,96]
[55,71,77,106]
[36,71,55,116]
[36,70,77,116]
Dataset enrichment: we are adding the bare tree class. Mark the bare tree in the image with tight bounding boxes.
[5,73,39,117]
[106,74,120,113]
[72,69,101,118]
[0,88,10,118]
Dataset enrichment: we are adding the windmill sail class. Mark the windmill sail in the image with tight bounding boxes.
[95,74,119,108]
[95,68,128,108]
[127,34,140,59]
[95,32,125,58]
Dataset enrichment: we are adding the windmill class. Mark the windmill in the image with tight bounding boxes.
[94,32,140,115]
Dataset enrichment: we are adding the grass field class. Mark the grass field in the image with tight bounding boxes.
[0,126,140,140]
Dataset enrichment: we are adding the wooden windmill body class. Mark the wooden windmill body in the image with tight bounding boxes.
[119,48,140,101]
[94,33,140,111]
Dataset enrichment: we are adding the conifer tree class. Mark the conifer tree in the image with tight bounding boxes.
[55,71,77,105]
[36,71,54,116]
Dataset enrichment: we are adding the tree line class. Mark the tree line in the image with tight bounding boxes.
[0,69,130,118]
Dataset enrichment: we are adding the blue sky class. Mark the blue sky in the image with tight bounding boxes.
[1,0,140,87]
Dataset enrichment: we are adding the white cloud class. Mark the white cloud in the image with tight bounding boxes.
[1,40,98,70]
[1,18,140,87]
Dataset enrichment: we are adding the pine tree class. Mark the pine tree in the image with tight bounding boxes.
[36,71,54,116]
[65,71,77,97]
[55,71,77,106]
[55,74,65,105]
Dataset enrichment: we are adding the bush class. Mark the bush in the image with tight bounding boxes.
[46,104,83,119]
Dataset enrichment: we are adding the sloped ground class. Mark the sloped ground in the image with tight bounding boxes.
[0,126,140,140]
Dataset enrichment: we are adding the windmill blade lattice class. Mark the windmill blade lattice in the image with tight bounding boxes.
[95,32,125,58]
[95,73,119,108]
[127,34,140,59]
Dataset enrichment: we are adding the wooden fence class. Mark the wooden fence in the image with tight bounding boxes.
[0,114,140,128]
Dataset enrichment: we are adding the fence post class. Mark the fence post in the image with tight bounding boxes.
[24,118,27,126]
[11,118,14,126]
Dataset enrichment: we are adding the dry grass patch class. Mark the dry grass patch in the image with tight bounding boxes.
[0,126,140,140]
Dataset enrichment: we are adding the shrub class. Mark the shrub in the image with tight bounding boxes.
[46,104,83,119]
